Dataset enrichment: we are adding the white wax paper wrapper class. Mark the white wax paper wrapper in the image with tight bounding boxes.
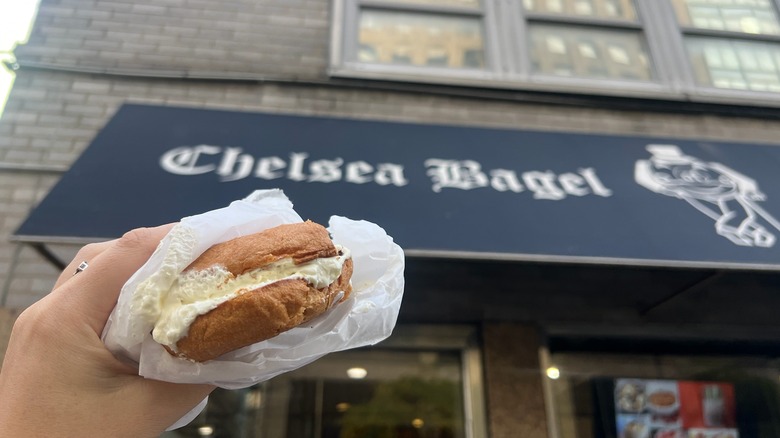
[100,189,405,428]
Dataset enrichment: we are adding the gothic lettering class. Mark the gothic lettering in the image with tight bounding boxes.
[522,171,565,200]
[375,163,408,186]
[288,152,308,182]
[490,169,524,193]
[217,147,253,182]
[345,161,373,184]
[579,167,613,197]
[159,145,220,175]
[159,146,612,199]
[255,156,286,179]
[308,158,343,183]
[558,173,589,196]
[159,146,409,188]
[425,159,489,192]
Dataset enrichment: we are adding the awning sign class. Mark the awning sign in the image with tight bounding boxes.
[15,103,780,268]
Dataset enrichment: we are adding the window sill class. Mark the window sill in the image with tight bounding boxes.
[330,62,780,112]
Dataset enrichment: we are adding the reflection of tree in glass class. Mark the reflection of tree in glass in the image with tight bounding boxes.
[339,376,461,438]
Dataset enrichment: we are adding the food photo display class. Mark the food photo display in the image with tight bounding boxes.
[614,379,739,438]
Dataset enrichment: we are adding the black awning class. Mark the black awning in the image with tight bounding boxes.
[14,103,780,270]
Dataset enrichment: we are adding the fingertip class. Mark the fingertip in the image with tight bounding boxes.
[115,224,176,251]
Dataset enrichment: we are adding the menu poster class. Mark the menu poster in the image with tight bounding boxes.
[613,379,739,438]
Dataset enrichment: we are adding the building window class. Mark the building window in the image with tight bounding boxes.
[523,0,653,82]
[686,37,780,91]
[671,0,780,34]
[670,0,780,92]
[337,0,492,79]
[358,9,486,69]
[331,0,780,105]
[529,24,653,81]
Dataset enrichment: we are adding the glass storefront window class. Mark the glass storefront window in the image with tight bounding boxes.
[161,325,483,438]
[529,24,653,81]
[545,350,780,438]
[671,0,780,35]
[357,9,486,69]
[522,0,637,21]
[686,37,780,91]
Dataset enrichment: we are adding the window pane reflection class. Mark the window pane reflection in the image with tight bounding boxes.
[522,0,637,21]
[548,351,780,438]
[163,349,466,438]
[671,0,780,35]
[358,9,486,69]
[687,37,780,91]
[530,24,653,81]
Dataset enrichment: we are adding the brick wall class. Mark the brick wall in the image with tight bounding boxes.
[16,0,330,79]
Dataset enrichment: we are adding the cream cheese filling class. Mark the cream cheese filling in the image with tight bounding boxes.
[134,246,350,348]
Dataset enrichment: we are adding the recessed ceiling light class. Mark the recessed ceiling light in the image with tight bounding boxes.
[347,367,367,379]
[198,425,214,436]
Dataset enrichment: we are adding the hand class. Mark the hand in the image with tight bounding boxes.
[0,225,214,438]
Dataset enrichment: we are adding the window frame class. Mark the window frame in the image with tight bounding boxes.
[244,325,488,438]
[330,0,780,107]
[332,0,503,83]
[666,0,780,104]
[512,1,676,97]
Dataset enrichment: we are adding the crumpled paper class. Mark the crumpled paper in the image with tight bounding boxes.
[101,189,405,429]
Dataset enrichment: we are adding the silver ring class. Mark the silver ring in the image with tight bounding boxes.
[74,261,89,275]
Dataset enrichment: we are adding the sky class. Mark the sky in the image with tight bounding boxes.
[0,0,40,118]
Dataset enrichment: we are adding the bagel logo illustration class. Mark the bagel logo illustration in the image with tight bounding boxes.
[635,144,780,248]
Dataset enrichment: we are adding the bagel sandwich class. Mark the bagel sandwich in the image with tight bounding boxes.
[141,220,353,362]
